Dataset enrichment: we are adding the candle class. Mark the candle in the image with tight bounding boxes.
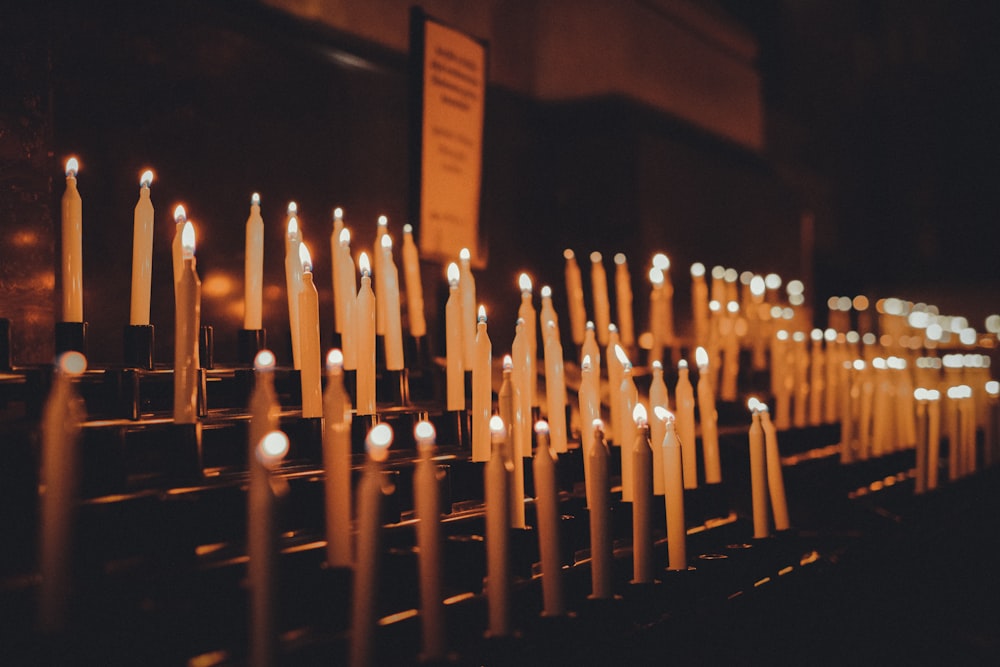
[499,354,526,528]
[759,406,790,531]
[926,389,941,490]
[540,285,560,347]
[653,253,675,343]
[614,253,635,351]
[459,247,477,370]
[747,399,769,539]
[533,420,564,616]
[512,318,532,459]
[648,266,666,364]
[243,193,264,330]
[649,360,668,495]
[330,208,345,333]
[249,350,279,450]
[808,329,825,426]
[823,329,839,423]
[616,344,638,501]
[356,253,376,415]
[413,421,445,660]
[402,224,427,338]
[563,249,587,347]
[720,301,741,402]
[544,321,568,454]
[174,221,201,424]
[518,273,537,407]
[339,228,358,370]
[472,306,492,462]
[631,403,654,584]
[589,420,613,598]
[675,360,698,489]
[792,331,809,429]
[871,357,890,458]
[590,252,611,346]
[380,235,405,370]
[690,263,709,348]
[581,320,600,372]
[284,214,303,369]
[772,330,792,429]
[579,355,600,507]
[298,244,323,418]
[129,169,154,325]
[654,407,687,571]
[249,430,289,667]
[485,416,512,635]
[696,346,722,484]
[322,349,352,567]
[171,205,186,306]
[61,158,83,322]
[606,325,623,445]
[374,215,388,335]
[38,350,86,632]
[914,388,929,494]
[445,263,464,411]
[350,424,393,667]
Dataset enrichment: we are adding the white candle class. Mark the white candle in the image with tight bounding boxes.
[459,248,477,370]
[631,403,654,584]
[653,253,675,343]
[244,193,264,330]
[654,407,687,571]
[675,360,698,489]
[374,216,388,336]
[648,266,666,364]
[533,420,564,616]
[792,331,809,429]
[588,420,613,598]
[38,350,86,632]
[616,345,638,501]
[563,249,587,347]
[579,355,600,508]
[649,360,668,495]
[590,252,611,346]
[339,228,358,370]
[808,329,825,426]
[298,244,322,418]
[485,415,512,635]
[171,205,186,307]
[614,253,635,351]
[380,235,405,370]
[445,263,464,411]
[926,389,941,490]
[472,306,492,462]
[540,285,559,348]
[772,330,792,429]
[512,318,532,459]
[174,221,201,424]
[747,399,769,539]
[759,407,790,531]
[499,354,526,528]
[581,321,601,379]
[696,346,722,484]
[61,158,83,322]
[402,224,427,338]
[518,273,537,407]
[606,325,623,445]
[330,208,345,334]
[284,214,303,369]
[914,388,929,494]
[130,170,154,326]
[413,421,445,661]
[720,301,741,402]
[544,321,568,454]
[691,263,709,349]
[355,253,376,415]
[322,349,352,567]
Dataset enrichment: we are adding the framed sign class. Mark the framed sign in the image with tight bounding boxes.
[409,8,488,266]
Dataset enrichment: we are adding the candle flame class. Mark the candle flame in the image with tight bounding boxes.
[649,267,664,285]
[140,170,154,187]
[359,252,371,277]
[58,351,87,376]
[653,406,673,423]
[678,359,688,370]
[181,221,196,256]
[872,357,887,370]
[490,415,506,434]
[724,268,738,282]
[377,215,388,228]
[478,304,486,322]
[652,360,662,370]
[502,354,513,370]
[740,270,753,285]
[326,348,343,371]
[987,380,999,396]
[709,300,721,313]
[609,323,618,334]
[750,275,765,296]
[927,389,940,401]
[824,328,837,342]
[299,243,313,273]
[592,418,605,432]
[727,301,739,314]
[764,273,782,290]
[252,192,261,206]
[690,262,705,278]
[563,248,575,260]
[333,206,343,220]
[173,205,187,223]
[853,359,865,371]
[711,265,726,280]
[787,279,804,296]
[590,251,603,264]
[414,420,436,446]
[747,397,761,412]
[258,431,289,466]
[695,346,709,369]
[459,247,471,261]
[652,253,670,271]
[792,331,806,342]
[518,272,532,293]
[403,223,413,234]
[914,388,929,401]
[586,320,595,331]
[581,354,592,371]
[614,344,630,367]
[381,234,392,250]
[254,350,276,371]
[287,216,299,239]
[447,262,460,285]
[339,227,351,246]
[534,419,550,435]
[65,157,79,176]
[287,201,297,215]
[632,402,647,425]
[366,423,393,461]
[614,252,627,266]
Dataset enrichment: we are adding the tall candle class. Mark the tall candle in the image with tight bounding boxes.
[914,388,929,494]
[606,325,623,445]
[579,355,600,507]
[322,349,352,567]
[339,228,358,370]
[747,399,769,539]
[588,420,613,598]
[759,406,790,531]
[653,253,675,343]
[244,193,264,330]
[533,421,564,616]
[614,253,635,350]
[459,248,477,370]
[402,224,427,338]
[926,389,941,490]
[374,216,388,336]
[174,221,201,424]
[675,360,698,489]
[472,306,492,462]
[350,424,392,667]
[696,347,722,484]
[631,403,654,584]
[654,407,687,571]
[512,318,532,459]
[518,273,537,407]
[380,235,405,370]
[171,205,186,306]
[38,350,86,632]
[284,215,303,369]
[445,263,464,411]
[485,416,512,635]
[355,253,376,415]
[792,331,809,429]
[413,421,445,661]
[808,329,825,425]
[691,263,709,348]
[298,244,323,418]
[499,354,526,528]
[61,158,83,322]
[563,249,587,347]
[590,252,611,346]
[130,170,154,325]
[649,360,668,495]
[648,266,666,364]
[544,321,568,454]
[616,345,638,501]
[247,350,281,616]
[540,285,559,347]
[823,328,839,422]
[720,301,741,402]
[330,208,345,333]
[772,330,792,429]
[581,320,600,371]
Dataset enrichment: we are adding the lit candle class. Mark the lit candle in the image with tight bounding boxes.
[512,318,532,460]
[533,420,564,616]
[38,350,86,632]
[653,253,675,343]
[298,244,322,418]
[808,329,825,426]
[695,346,721,484]
[540,285,559,347]
[174,221,201,424]
[518,273,537,407]
[485,415,512,635]
[648,266,666,364]
[355,253,376,415]
[330,208,345,334]
[249,350,279,453]
[926,389,941,490]
[61,158,83,322]
[130,169,154,325]
[720,301,741,402]
[579,355,600,507]
[284,214,303,369]
[606,325,623,445]
[563,249,587,347]
[374,216,388,336]
[591,252,611,346]
[472,306,492,462]
[445,263,464,411]
[581,320,600,374]
[871,357,890,457]
[322,349,352,567]
[171,204,186,306]
[544,321,568,454]
[631,403,654,584]
[616,344,638,501]
[588,420,613,598]
[244,193,264,331]
[654,407,687,571]
[339,228,358,370]
[772,330,792,429]
[914,388,929,494]
[823,329,839,423]
[792,331,809,429]
[499,354,526,528]
[649,360,669,495]
[675,360,698,489]
[614,253,635,351]
[459,248,477,370]
[690,263,709,348]
[380,235,405,370]
[759,406,790,531]
[402,224,427,338]
[413,421,445,661]
[350,423,393,667]
[747,399,769,539]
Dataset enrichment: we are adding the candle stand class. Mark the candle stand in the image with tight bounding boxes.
[123,324,154,370]
[54,321,87,356]
[237,328,267,366]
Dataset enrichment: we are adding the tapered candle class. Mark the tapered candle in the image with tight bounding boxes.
[691,263,709,348]
[517,273,537,407]
[564,249,587,346]
[533,420,564,616]
[720,301,741,402]
[579,355,600,507]
[823,328,839,422]
[445,263,464,411]
[413,421,445,660]
[772,330,792,429]
[472,306,492,462]
[614,253,635,350]
[631,403,654,584]
[356,253,376,415]
[130,170,154,325]
[581,320,600,371]
[649,360,668,495]
[174,221,201,424]
[298,244,323,418]
[606,325,623,444]
[61,158,83,322]
[350,424,393,667]
[339,228,358,370]
[284,214,303,369]
[485,416,512,635]
[695,347,722,484]
[675,360,698,489]
[591,252,611,346]
[792,331,809,429]
[322,349,352,567]
[402,224,427,338]
[759,406,790,531]
[249,350,279,454]
[459,247,477,369]
[914,388,929,494]
[648,266,666,363]
[330,208,345,333]
[654,407,687,571]
[540,285,559,347]
[243,193,264,330]
[499,354,526,528]
[171,205,186,304]
[653,253,675,343]
[512,318,532,459]
[616,345,638,501]
[589,419,613,598]
[374,216,388,336]
[747,399,769,539]
[38,351,86,633]
[544,321,568,454]
[808,329,825,426]
[380,235,405,370]
[926,389,941,489]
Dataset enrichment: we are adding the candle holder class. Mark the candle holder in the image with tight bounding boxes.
[375,334,387,370]
[404,334,431,369]
[376,369,409,406]
[123,324,154,370]
[199,325,214,370]
[0,318,11,370]
[435,409,470,451]
[167,422,204,480]
[237,328,267,366]
[55,321,87,356]
[291,416,323,462]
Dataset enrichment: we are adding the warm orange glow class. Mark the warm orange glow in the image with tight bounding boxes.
[590,251,603,264]
[287,216,299,239]
[853,295,869,311]
[564,248,575,260]
[173,205,187,223]
[201,272,234,298]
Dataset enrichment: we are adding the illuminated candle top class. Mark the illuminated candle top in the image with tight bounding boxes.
[653,405,673,424]
[287,201,297,216]
[490,414,505,435]
[750,275,765,297]
[747,396,762,412]
[60,349,87,375]
[255,349,276,372]
[299,242,312,273]
[414,420,436,451]
[181,221,195,259]
[253,192,261,207]
[649,267,664,285]
[503,353,513,371]
[478,304,487,323]
[287,216,300,242]
[541,285,551,300]
[652,253,670,271]
[366,423,393,462]
[326,348,344,372]
[258,430,289,468]
[582,353,592,371]
[632,402,647,426]
[174,204,187,224]
[519,272,532,295]
[614,343,631,370]
[691,262,705,278]
[65,157,79,177]
[695,346,709,370]
[448,262,460,286]
[140,170,153,188]
[339,227,350,247]
[382,234,392,251]
[360,252,371,278]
